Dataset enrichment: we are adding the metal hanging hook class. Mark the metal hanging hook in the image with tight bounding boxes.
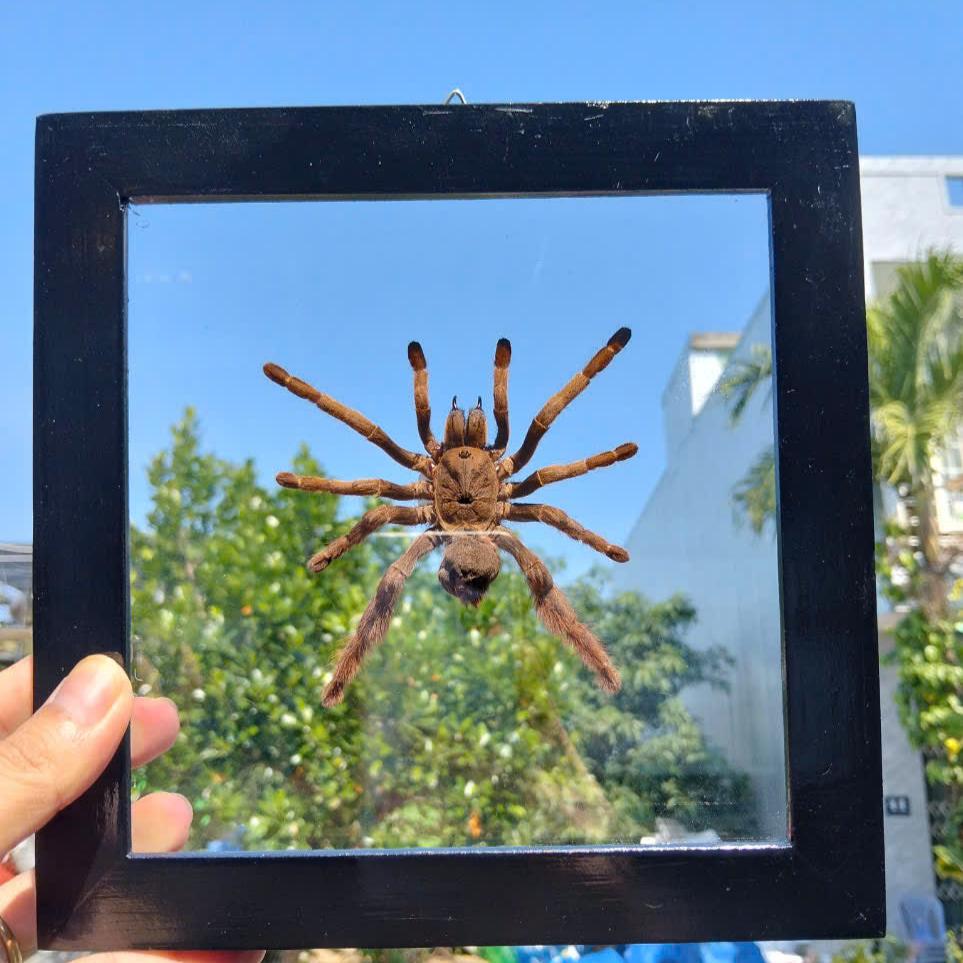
[443,88,468,105]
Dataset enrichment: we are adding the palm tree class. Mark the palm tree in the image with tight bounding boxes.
[718,344,774,536]
[719,343,772,426]
[731,449,776,536]
[720,249,963,616]
[867,251,963,617]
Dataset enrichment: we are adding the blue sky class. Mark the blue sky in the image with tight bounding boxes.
[2,1,962,570]
[127,194,769,574]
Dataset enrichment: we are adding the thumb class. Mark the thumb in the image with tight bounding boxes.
[0,655,133,855]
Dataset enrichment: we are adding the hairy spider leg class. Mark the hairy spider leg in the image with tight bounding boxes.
[502,502,629,562]
[497,327,631,478]
[501,442,638,499]
[492,528,621,692]
[276,472,431,501]
[322,532,445,706]
[490,337,511,454]
[307,504,434,573]
[407,341,442,459]
[263,362,431,475]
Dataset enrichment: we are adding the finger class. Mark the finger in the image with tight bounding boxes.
[0,656,177,766]
[0,870,34,957]
[0,792,195,957]
[131,697,179,768]
[0,657,32,737]
[0,654,133,854]
[131,792,193,852]
[0,692,180,766]
[84,951,266,963]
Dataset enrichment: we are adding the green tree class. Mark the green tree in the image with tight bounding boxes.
[830,936,909,963]
[567,573,754,838]
[877,549,963,882]
[718,344,775,535]
[131,409,376,847]
[869,252,963,619]
[730,449,776,537]
[134,410,755,850]
[719,342,772,426]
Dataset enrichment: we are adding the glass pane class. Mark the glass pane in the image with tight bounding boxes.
[127,193,783,850]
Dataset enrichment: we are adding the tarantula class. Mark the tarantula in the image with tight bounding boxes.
[264,327,637,707]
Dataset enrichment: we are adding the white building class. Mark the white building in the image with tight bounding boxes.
[0,542,32,668]
[619,157,963,935]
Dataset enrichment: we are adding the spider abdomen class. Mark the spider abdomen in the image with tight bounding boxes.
[438,535,501,606]
[433,447,500,531]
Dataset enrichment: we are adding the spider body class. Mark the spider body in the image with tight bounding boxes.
[434,446,499,531]
[265,327,637,707]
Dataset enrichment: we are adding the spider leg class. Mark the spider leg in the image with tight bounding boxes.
[323,531,445,706]
[501,442,637,499]
[277,472,431,501]
[407,342,442,459]
[497,327,631,478]
[490,338,511,454]
[501,502,629,562]
[263,362,431,475]
[491,527,620,692]
[307,504,434,573]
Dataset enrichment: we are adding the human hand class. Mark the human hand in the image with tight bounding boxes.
[0,654,263,963]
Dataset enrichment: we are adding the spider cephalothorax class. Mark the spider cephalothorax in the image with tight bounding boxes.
[264,328,637,707]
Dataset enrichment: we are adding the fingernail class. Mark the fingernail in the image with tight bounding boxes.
[48,655,129,726]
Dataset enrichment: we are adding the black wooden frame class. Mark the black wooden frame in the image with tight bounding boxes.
[33,101,883,950]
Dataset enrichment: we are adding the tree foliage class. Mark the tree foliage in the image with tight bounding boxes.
[878,528,963,881]
[830,937,909,963]
[717,346,775,535]
[867,252,963,492]
[718,343,772,427]
[132,410,755,850]
[731,449,776,537]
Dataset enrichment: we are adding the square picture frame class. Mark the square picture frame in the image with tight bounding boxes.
[33,100,883,949]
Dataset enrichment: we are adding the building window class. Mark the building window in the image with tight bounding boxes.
[942,426,963,522]
[947,175,963,207]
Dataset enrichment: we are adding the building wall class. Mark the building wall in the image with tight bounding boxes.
[661,336,738,460]
[860,156,963,298]
[932,426,963,536]
[878,627,942,935]
[619,296,787,841]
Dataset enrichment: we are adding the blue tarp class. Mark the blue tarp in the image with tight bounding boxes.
[515,944,766,963]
